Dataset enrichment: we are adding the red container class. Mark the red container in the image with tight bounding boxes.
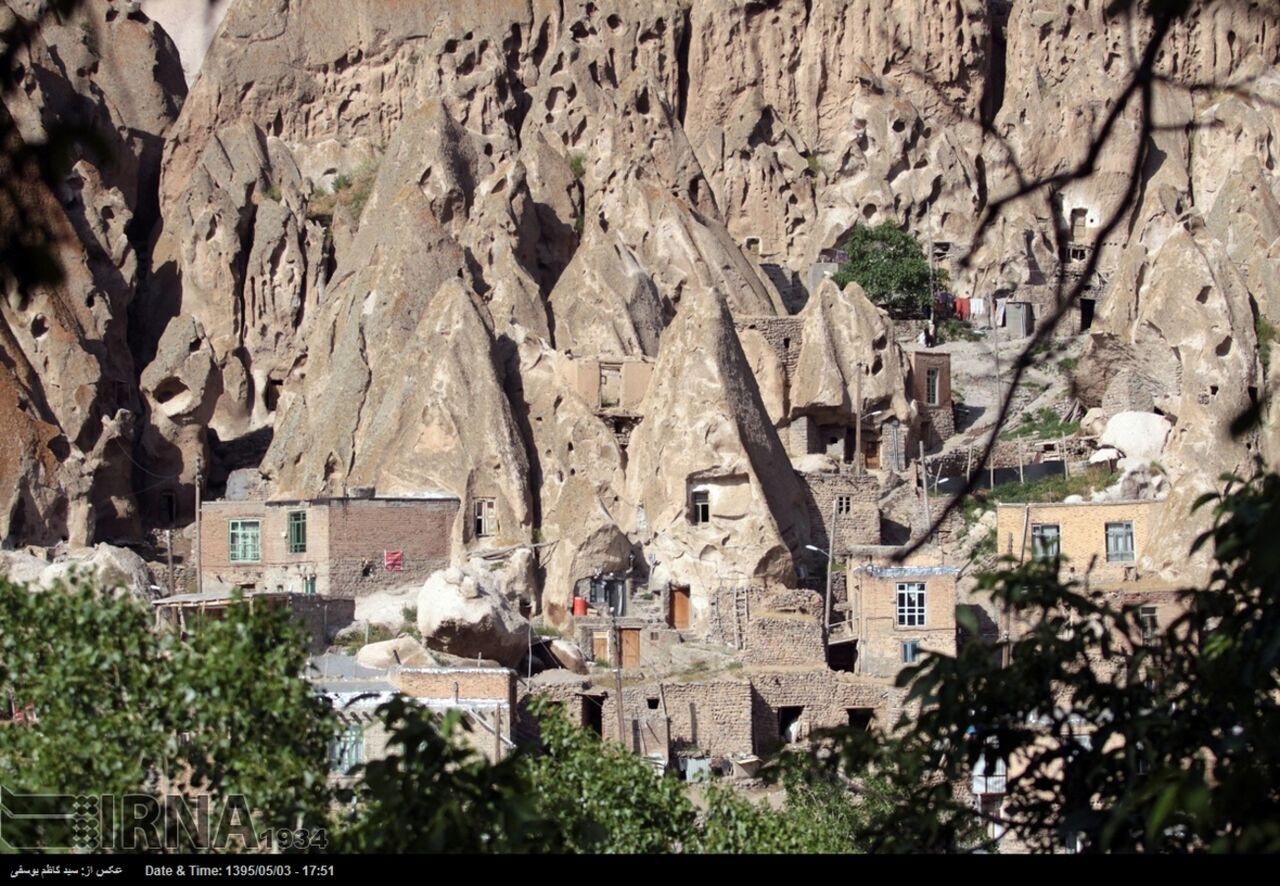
[572,596,588,617]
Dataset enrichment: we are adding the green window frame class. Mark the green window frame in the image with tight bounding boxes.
[1105,521,1135,562]
[228,520,261,563]
[329,723,364,774]
[288,511,307,554]
[303,575,316,596]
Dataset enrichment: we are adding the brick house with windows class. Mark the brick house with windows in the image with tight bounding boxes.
[994,499,1159,587]
[993,498,1183,649]
[199,491,459,599]
[827,545,959,679]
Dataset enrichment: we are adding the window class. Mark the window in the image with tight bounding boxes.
[473,498,497,538]
[1031,524,1060,561]
[836,494,852,515]
[901,640,921,664]
[1140,605,1158,645]
[599,363,622,409]
[303,575,316,596]
[1106,521,1135,562]
[972,750,1008,795]
[287,511,307,554]
[691,490,710,525]
[896,582,926,627]
[228,520,261,563]
[926,368,940,405]
[329,723,364,774]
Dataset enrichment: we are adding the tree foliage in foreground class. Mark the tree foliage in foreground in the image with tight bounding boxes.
[342,696,901,853]
[0,580,334,851]
[832,222,946,314]
[825,466,1280,853]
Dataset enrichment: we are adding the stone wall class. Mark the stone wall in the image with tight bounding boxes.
[749,671,904,753]
[920,404,956,448]
[601,679,756,758]
[733,316,804,378]
[289,595,355,653]
[799,470,881,554]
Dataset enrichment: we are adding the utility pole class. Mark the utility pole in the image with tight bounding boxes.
[194,455,203,595]
[919,441,932,531]
[824,498,837,634]
[990,303,1002,493]
[165,528,174,594]
[612,611,625,746]
[854,364,864,476]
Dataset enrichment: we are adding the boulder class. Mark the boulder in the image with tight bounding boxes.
[1100,411,1173,469]
[547,639,589,675]
[417,566,530,668]
[0,544,154,600]
[356,636,436,669]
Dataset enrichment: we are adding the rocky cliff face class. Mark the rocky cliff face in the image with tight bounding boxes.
[3,0,1278,600]
[1,0,184,545]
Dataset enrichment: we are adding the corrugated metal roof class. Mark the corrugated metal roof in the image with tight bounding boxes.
[855,565,961,578]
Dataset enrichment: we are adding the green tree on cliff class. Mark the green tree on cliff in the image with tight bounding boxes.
[832,223,945,314]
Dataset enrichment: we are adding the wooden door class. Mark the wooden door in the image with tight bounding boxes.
[620,628,641,669]
[591,632,609,663]
[670,586,691,630]
[863,435,881,469]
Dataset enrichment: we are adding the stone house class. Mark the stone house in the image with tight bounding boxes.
[994,499,1159,588]
[198,492,459,599]
[910,348,955,449]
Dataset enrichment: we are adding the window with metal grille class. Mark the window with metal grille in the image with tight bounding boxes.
[329,723,364,774]
[691,490,710,524]
[228,520,261,563]
[836,494,852,515]
[1106,521,1135,562]
[1031,524,1060,561]
[474,498,496,537]
[901,640,921,663]
[926,368,939,405]
[287,511,307,553]
[896,582,926,627]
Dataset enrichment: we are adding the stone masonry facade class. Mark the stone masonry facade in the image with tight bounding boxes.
[799,470,881,556]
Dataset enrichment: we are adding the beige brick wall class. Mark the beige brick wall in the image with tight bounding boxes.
[200,502,329,594]
[854,569,958,678]
[392,668,516,711]
[995,500,1158,586]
